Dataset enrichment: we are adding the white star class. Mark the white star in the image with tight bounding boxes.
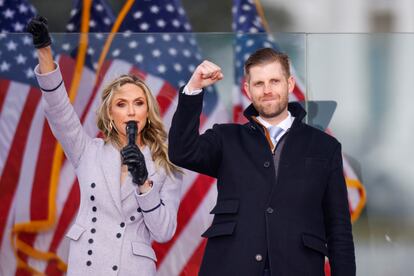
[95,4,103,12]
[135,54,143,63]
[184,23,191,31]
[0,0,4,7]
[0,32,6,39]
[146,36,155,44]
[162,34,171,41]
[232,6,236,14]
[244,54,249,61]
[16,54,27,64]
[178,7,185,15]
[150,5,159,14]
[104,17,111,25]
[239,16,246,24]
[236,45,241,52]
[66,23,75,31]
[32,50,37,59]
[157,64,166,73]
[129,41,138,48]
[62,43,71,52]
[87,47,95,55]
[178,80,186,87]
[157,19,166,28]
[4,9,15,19]
[183,49,191,57]
[89,20,96,28]
[25,68,34,78]
[133,11,142,19]
[95,33,104,39]
[189,38,196,45]
[168,48,177,56]
[140,23,149,31]
[166,4,174,12]
[195,53,202,60]
[152,49,161,58]
[18,4,28,13]
[70,9,77,16]
[0,61,10,71]
[13,22,24,32]
[6,40,17,51]
[263,42,272,48]
[188,65,195,72]
[242,4,251,11]
[22,35,31,45]
[172,19,180,28]
[122,31,132,38]
[177,35,184,43]
[174,63,182,72]
[249,27,258,33]
[246,39,254,47]
[112,49,120,57]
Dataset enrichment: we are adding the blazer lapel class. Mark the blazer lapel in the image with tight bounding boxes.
[99,142,123,216]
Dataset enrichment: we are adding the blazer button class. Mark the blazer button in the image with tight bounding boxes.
[263,161,270,168]
[266,207,274,214]
[255,254,263,262]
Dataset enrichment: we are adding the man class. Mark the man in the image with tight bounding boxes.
[168,48,355,276]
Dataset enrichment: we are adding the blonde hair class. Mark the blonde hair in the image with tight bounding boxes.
[96,74,181,176]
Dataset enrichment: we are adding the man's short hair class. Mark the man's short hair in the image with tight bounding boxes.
[244,47,291,79]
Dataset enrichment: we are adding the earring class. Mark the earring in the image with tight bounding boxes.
[109,120,114,133]
[147,118,151,127]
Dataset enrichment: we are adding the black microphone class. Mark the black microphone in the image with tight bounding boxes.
[126,121,138,146]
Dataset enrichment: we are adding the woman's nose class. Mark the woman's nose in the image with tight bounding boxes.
[127,104,135,116]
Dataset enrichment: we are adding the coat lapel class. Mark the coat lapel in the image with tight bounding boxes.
[99,142,123,216]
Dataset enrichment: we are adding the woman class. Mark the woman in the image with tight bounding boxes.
[27,16,182,275]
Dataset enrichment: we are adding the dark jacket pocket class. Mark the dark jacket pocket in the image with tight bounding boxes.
[66,224,86,241]
[132,241,157,262]
[302,233,328,256]
[210,199,239,214]
[201,221,236,238]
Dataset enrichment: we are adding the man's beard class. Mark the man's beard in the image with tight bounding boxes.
[254,96,288,119]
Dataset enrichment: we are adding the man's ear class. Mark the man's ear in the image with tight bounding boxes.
[287,76,295,94]
[244,81,252,101]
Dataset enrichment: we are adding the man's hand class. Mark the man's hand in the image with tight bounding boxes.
[187,60,223,91]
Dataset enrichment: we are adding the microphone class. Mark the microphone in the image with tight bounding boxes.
[126,120,138,146]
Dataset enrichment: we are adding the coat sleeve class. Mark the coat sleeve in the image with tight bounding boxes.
[168,90,222,178]
[35,63,90,169]
[323,143,356,276]
[134,171,183,243]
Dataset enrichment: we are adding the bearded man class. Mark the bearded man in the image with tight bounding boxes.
[168,48,356,276]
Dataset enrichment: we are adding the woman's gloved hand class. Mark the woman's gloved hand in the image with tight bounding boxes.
[121,144,148,186]
[26,15,51,49]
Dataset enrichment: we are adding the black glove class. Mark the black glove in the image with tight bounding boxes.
[121,144,148,186]
[26,15,51,49]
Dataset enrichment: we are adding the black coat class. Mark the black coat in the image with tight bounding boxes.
[169,91,355,276]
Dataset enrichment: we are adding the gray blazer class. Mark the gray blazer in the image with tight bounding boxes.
[35,64,182,276]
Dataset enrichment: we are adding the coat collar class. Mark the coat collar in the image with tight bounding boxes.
[243,102,307,130]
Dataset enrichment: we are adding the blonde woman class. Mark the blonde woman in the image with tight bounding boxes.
[27,16,182,275]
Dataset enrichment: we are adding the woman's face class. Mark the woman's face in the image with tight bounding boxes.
[109,83,148,146]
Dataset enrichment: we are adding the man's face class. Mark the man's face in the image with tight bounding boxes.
[244,61,295,123]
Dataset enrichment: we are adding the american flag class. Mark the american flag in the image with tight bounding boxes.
[232,0,366,274]
[0,0,228,275]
